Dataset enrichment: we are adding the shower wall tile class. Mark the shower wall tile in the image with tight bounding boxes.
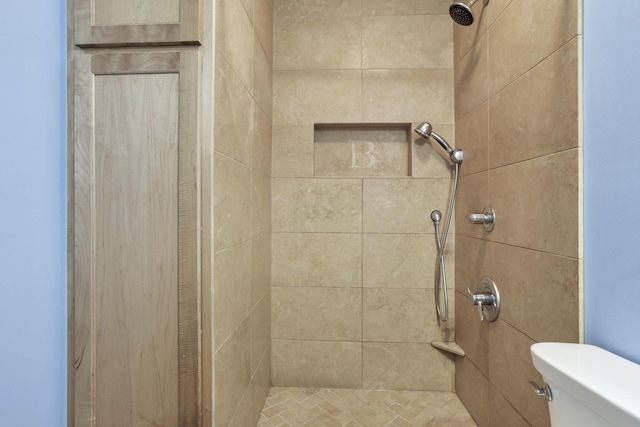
[363,342,455,391]
[489,319,550,427]
[272,124,314,177]
[363,178,452,233]
[363,288,447,343]
[214,52,252,166]
[455,171,489,240]
[251,234,271,306]
[254,0,274,60]
[272,287,362,340]
[489,242,580,343]
[484,0,513,28]
[272,339,362,388]
[251,170,271,237]
[488,383,530,427]
[454,32,488,120]
[488,0,579,95]
[272,232,362,288]
[274,17,361,70]
[272,178,362,232]
[454,235,490,296]
[253,36,273,119]
[452,0,488,65]
[411,123,455,179]
[489,38,580,168]
[455,289,489,377]
[228,384,252,427]
[455,356,490,427]
[274,70,362,124]
[216,0,254,91]
[488,150,579,258]
[214,153,252,250]
[363,234,434,289]
[214,241,252,349]
[215,318,251,427]
[456,103,488,176]
[251,345,271,422]
[362,69,453,124]
[362,15,453,69]
[362,0,451,16]
[275,0,361,17]
[252,104,272,176]
[250,291,271,375]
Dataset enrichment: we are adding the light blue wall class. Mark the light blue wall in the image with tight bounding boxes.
[584,0,640,364]
[0,1,67,425]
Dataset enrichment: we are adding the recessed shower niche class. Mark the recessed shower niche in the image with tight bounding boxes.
[314,124,412,177]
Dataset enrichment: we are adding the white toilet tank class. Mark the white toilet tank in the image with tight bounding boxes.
[531,343,640,427]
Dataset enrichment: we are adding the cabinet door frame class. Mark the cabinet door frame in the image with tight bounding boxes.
[75,0,201,47]
[70,49,201,426]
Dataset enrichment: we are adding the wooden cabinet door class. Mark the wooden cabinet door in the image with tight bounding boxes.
[71,50,200,427]
[74,0,200,47]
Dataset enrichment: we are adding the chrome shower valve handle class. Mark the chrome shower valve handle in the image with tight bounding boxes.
[467,276,501,322]
[467,206,495,231]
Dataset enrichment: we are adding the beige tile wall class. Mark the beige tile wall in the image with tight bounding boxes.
[213,0,273,425]
[272,0,456,391]
[453,0,582,426]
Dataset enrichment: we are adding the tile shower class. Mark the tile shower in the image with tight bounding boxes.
[214,0,582,425]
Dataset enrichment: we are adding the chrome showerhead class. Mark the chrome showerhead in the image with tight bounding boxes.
[449,0,489,26]
[414,122,464,164]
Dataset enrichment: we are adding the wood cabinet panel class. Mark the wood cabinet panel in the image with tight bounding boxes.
[75,0,201,47]
[72,50,200,426]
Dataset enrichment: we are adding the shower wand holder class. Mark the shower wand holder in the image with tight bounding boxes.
[467,276,500,322]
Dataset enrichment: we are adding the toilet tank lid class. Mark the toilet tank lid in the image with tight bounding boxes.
[531,343,640,426]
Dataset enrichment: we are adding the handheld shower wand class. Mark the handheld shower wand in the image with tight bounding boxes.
[414,123,463,322]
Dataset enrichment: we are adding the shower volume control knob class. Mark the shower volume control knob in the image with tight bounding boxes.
[467,206,495,231]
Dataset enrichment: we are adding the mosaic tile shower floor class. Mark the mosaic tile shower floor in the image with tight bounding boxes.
[258,387,478,427]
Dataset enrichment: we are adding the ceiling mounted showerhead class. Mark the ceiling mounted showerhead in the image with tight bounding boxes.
[449,0,489,26]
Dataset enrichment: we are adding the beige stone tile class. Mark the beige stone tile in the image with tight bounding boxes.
[455,356,490,427]
[275,0,361,17]
[456,103,488,176]
[272,287,362,340]
[455,32,487,120]
[488,150,579,257]
[454,235,491,296]
[253,34,274,120]
[411,123,455,179]
[363,342,455,391]
[252,345,272,425]
[214,51,252,166]
[488,383,530,427]
[454,288,489,377]
[363,288,446,342]
[272,124,315,178]
[214,153,252,249]
[214,241,252,349]
[455,171,489,240]
[362,15,452,69]
[271,340,362,388]
[363,234,435,289]
[215,318,251,427]
[274,70,362,124]
[275,16,361,70]
[314,126,411,177]
[484,0,513,27]
[229,384,253,427]
[240,0,253,21]
[362,0,452,16]
[489,320,550,427]
[488,0,579,95]
[489,242,579,343]
[250,291,271,375]
[252,233,271,306]
[363,69,453,124]
[489,38,579,167]
[272,233,362,288]
[252,101,272,176]
[252,170,271,237]
[363,178,451,233]
[272,178,362,232]
[255,0,274,60]
[216,0,254,90]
